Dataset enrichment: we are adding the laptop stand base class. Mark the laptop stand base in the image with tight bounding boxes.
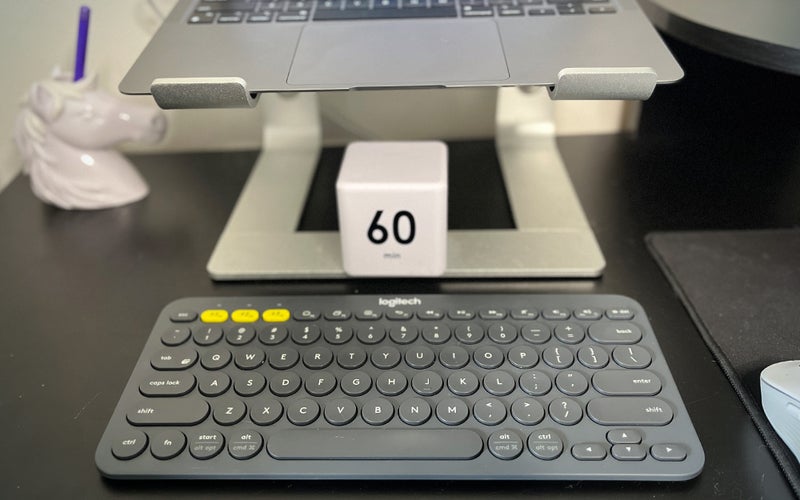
[206,88,605,279]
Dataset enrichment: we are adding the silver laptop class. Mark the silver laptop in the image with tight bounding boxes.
[120,0,683,108]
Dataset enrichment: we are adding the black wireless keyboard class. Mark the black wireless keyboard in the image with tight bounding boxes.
[96,294,704,480]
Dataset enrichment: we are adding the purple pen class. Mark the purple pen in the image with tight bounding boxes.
[73,6,90,81]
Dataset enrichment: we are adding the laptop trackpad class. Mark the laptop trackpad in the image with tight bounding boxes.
[288,20,509,87]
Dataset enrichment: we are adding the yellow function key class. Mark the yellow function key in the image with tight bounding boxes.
[200,309,229,323]
[231,309,259,323]
[263,308,291,323]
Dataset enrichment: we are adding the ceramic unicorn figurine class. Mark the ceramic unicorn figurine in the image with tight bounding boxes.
[14,70,166,210]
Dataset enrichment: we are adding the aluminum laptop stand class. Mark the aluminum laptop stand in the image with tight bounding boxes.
[206,87,605,279]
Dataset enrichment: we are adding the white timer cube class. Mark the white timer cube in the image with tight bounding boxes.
[336,141,448,277]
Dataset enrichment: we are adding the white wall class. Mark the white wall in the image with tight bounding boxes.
[0,0,632,192]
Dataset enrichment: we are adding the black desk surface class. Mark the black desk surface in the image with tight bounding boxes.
[3,38,800,499]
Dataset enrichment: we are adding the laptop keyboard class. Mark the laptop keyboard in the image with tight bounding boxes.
[187,0,618,23]
[96,294,704,480]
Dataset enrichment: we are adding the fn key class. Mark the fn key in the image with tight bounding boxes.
[267,429,483,459]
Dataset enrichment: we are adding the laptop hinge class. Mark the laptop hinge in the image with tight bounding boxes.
[548,67,658,100]
[150,77,260,109]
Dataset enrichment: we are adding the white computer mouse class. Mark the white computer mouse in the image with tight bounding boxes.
[761,360,800,462]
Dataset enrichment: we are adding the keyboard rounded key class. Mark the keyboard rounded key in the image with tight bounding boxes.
[324,325,353,344]
[405,346,435,369]
[258,325,288,345]
[226,325,255,345]
[235,348,266,370]
[650,443,687,461]
[111,430,148,460]
[341,371,372,396]
[388,324,418,344]
[250,399,283,426]
[447,370,480,396]
[435,398,470,426]
[324,398,357,426]
[193,326,223,345]
[521,323,550,344]
[398,397,432,425]
[362,398,394,425]
[511,397,545,426]
[487,323,517,344]
[473,398,506,426]
[528,429,563,460]
[587,397,674,426]
[357,325,386,344]
[201,348,232,370]
[287,398,320,426]
[555,370,589,396]
[483,370,515,396]
[161,326,191,346]
[269,347,300,369]
[542,346,574,369]
[371,346,401,369]
[213,399,246,426]
[228,429,263,460]
[554,323,585,344]
[337,347,367,369]
[270,371,302,397]
[593,369,662,396]
[188,430,225,460]
[588,322,642,344]
[572,443,607,461]
[439,345,470,369]
[422,324,451,344]
[577,345,609,369]
[507,345,538,369]
[127,398,209,426]
[487,429,523,460]
[197,372,231,397]
[234,372,267,397]
[611,444,646,461]
[291,324,321,345]
[612,345,652,369]
[454,323,484,344]
[376,370,408,396]
[305,371,337,396]
[474,346,504,369]
[411,370,443,396]
[548,397,583,426]
[303,346,334,369]
[139,373,196,397]
[519,370,552,396]
[267,429,482,459]
[151,347,198,370]
[150,429,186,460]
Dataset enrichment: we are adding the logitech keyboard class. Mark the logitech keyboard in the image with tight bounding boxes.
[96,294,704,480]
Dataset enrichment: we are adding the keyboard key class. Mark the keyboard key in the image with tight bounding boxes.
[151,430,186,460]
[249,399,283,425]
[511,397,545,425]
[587,397,674,426]
[592,369,662,396]
[473,398,506,425]
[139,373,196,397]
[161,326,191,345]
[611,444,646,461]
[398,398,432,425]
[187,430,224,460]
[111,431,148,460]
[572,443,606,460]
[213,399,246,425]
[151,348,198,370]
[268,429,483,459]
[588,323,643,344]
[548,397,582,425]
[324,398,358,425]
[528,429,563,460]
[436,398,470,425]
[228,430,263,460]
[287,398,320,425]
[488,429,524,459]
[127,398,209,426]
[650,444,688,461]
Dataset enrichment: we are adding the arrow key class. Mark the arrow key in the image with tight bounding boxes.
[651,443,687,461]
[572,443,606,460]
[611,444,646,461]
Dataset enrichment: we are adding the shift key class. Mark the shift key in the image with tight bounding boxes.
[127,398,209,426]
[587,397,673,426]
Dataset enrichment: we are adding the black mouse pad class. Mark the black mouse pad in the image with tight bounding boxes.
[647,229,800,495]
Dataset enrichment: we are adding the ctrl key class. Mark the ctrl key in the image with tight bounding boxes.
[111,431,148,460]
[188,431,225,460]
[527,429,564,460]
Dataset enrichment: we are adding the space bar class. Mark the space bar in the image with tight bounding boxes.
[267,429,484,460]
